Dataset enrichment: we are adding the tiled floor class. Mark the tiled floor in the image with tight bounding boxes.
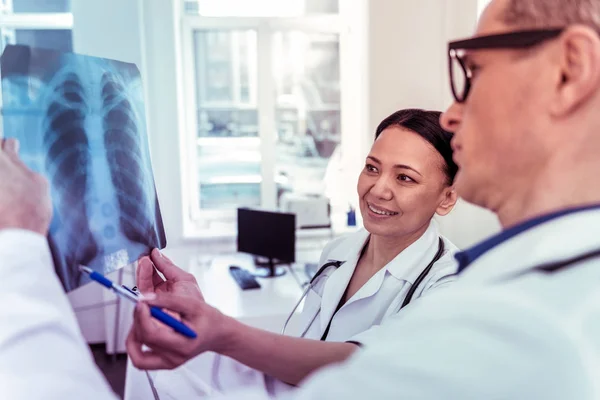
[91,344,128,399]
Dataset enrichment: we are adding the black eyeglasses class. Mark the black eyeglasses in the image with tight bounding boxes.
[448,28,564,103]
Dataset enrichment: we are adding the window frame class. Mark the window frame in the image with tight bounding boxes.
[179,4,358,234]
[0,12,72,29]
[0,3,73,133]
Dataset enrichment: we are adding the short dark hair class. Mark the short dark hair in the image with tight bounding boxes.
[375,109,457,185]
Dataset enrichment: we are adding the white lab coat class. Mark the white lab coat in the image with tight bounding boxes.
[293,221,458,342]
[125,221,459,399]
[214,207,600,399]
[0,229,117,400]
[6,210,600,400]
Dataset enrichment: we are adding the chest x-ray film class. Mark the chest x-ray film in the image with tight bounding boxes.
[1,45,167,291]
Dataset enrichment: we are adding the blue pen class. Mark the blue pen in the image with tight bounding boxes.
[80,266,197,339]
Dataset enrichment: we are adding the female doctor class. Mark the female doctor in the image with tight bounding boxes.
[125,108,460,399]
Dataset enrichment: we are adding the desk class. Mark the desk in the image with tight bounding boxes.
[147,245,323,332]
[187,251,319,333]
[71,239,334,352]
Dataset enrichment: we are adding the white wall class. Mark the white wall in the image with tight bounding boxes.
[367,0,446,128]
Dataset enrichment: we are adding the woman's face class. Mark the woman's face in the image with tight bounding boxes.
[357,126,456,239]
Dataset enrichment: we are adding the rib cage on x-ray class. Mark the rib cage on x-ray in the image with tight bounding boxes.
[101,72,159,249]
[1,44,167,291]
[42,70,159,289]
[43,72,97,288]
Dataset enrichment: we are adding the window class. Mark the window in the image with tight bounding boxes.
[184,0,338,17]
[0,1,73,129]
[181,0,354,232]
[274,31,340,204]
[193,29,261,210]
[0,0,73,53]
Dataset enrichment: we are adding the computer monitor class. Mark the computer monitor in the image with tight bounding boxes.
[237,208,296,278]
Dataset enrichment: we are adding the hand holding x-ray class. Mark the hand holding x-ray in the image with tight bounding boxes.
[0,138,52,235]
[1,44,167,291]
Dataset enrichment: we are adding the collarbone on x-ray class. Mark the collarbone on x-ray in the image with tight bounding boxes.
[1,45,166,291]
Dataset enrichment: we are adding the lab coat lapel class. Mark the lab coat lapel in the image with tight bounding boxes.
[385,221,439,283]
[341,267,384,306]
[462,209,600,283]
[342,222,439,307]
[318,232,369,335]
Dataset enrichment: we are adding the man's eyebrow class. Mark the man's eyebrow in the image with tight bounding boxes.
[367,156,422,176]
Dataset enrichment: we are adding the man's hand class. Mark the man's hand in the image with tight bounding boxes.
[126,249,232,370]
[0,138,52,235]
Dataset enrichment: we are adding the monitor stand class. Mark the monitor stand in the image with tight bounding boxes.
[253,256,287,278]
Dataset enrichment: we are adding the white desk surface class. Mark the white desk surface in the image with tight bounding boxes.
[190,253,305,320]
[163,247,322,332]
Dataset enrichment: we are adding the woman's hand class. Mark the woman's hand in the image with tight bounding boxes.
[126,249,233,370]
[135,249,201,299]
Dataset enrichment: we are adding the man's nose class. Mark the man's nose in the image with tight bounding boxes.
[440,102,462,133]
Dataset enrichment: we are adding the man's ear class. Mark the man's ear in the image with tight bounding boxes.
[551,25,600,116]
[436,186,457,216]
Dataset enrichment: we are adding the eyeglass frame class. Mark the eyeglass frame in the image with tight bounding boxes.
[447,28,564,103]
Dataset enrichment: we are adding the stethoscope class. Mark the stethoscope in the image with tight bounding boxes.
[281,237,446,338]
[281,260,345,337]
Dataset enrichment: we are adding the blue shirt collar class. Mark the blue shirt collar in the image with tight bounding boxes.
[456,203,600,273]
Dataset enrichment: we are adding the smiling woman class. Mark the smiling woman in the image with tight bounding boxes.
[125,109,462,400]
[359,109,457,239]
[342,108,459,309]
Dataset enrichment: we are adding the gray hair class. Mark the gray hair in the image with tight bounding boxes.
[502,0,600,30]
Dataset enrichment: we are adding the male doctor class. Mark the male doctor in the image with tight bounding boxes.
[2,0,600,399]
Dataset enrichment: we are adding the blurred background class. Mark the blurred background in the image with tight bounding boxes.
[0,0,500,248]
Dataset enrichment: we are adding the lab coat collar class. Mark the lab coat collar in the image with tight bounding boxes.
[318,222,440,326]
[456,203,600,273]
[461,208,600,283]
[342,221,439,306]
[383,220,440,284]
[322,222,440,284]
[324,229,370,262]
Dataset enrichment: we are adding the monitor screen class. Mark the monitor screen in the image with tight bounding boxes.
[237,208,296,263]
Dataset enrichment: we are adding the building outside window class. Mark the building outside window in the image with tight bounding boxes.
[181,0,354,231]
[0,0,72,53]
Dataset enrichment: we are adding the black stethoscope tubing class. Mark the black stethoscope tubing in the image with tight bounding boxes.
[281,238,445,337]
